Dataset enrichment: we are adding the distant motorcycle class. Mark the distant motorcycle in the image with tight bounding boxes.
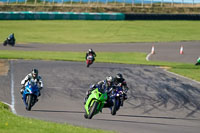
[86,54,94,67]
[84,86,108,119]
[109,86,124,115]
[3,37,15,46]
[22,81,40,111]
[195,57,200,65]
[195,62,200,65]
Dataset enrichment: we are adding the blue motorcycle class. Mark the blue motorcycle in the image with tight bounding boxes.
[22,81,40,111]
[109,86,124,115]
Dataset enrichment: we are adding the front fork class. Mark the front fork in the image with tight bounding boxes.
[22,94,28,108]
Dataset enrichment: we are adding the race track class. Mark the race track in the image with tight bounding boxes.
[0,42,200,133]
[0,41,200,63]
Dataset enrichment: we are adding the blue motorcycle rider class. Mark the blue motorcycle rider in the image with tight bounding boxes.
[20,69,43,100]
[84,76,114,107]
[85,49,96,62]
[4,33,15,46]
[113,73,129,105]
[8,33,15,41]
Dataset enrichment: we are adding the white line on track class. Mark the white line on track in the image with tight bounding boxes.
[146,52,152,61]
[146,49,200,85]
[10,60,17,114]
[162,68,200,85]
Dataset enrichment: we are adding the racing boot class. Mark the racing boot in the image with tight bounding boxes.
[84,90,92,104]
[84,97,87,105]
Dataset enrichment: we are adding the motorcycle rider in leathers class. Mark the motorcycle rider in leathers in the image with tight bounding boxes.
[113,73,129,103]
[20,69,43,99]
[6,33,15,45]
[85,49,96,62]
[84,76,114,108]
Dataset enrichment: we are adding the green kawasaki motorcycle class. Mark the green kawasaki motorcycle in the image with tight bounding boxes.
[84,87,108,119]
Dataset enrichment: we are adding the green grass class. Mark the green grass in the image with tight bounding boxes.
[0,20,200,44]
[170,68,200,81]
[0,50,147,63]
[0,102,114,133]
[0,50,200,82]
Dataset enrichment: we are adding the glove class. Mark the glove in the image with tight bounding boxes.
[39,87,43,90]
[89,84,96,89]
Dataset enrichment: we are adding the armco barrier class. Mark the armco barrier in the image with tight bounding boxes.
[1,12,200,20]
[0,11,125,20]
[125,14,200,20]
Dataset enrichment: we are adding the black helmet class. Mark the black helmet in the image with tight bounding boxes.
[116,73,124,82]
[32,69,38,78]
[116,73,123,79]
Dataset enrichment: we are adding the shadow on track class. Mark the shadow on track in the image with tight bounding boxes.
[117,114,200,121]
[95,118,195,128]
[32,109,84,114]
[126,70,200,118]
[14,45,34,48]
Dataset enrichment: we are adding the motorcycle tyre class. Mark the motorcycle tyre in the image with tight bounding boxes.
[3,41,7,46]
[26,95,33,111]
[88,101,98,119]
[10,43,15,47]
[116,99,121,111]
[111,98,119,115]
[84,112,88,119]
[195,62,200,65]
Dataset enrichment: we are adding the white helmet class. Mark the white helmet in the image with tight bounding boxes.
[106,76,114,83]
[89,49,93,52]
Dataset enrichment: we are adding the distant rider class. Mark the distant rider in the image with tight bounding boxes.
[113,73,129,102]
[7,33,15,44]
[85,49,96,62]
[195,57,200,65]
[20,69,43,97]
[84,76,114,107]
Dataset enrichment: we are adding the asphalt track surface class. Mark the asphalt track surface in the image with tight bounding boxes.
[0,42,200,133]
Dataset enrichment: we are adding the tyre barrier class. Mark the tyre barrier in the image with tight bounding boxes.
[125,14,200,20]
[1,12,200,20]
[0,11,125,20]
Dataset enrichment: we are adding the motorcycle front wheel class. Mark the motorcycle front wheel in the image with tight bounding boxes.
[88,101,98,119]
[111,98,120,115]
[26,95,33,111]
[3,40,7,46]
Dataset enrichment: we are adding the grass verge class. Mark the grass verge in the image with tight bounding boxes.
[0,21,200,44]
[0,102,114,133]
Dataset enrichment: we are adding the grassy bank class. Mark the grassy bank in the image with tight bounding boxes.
[0,21,200,44]
[0,102,114,133]
[0,50,199,82]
